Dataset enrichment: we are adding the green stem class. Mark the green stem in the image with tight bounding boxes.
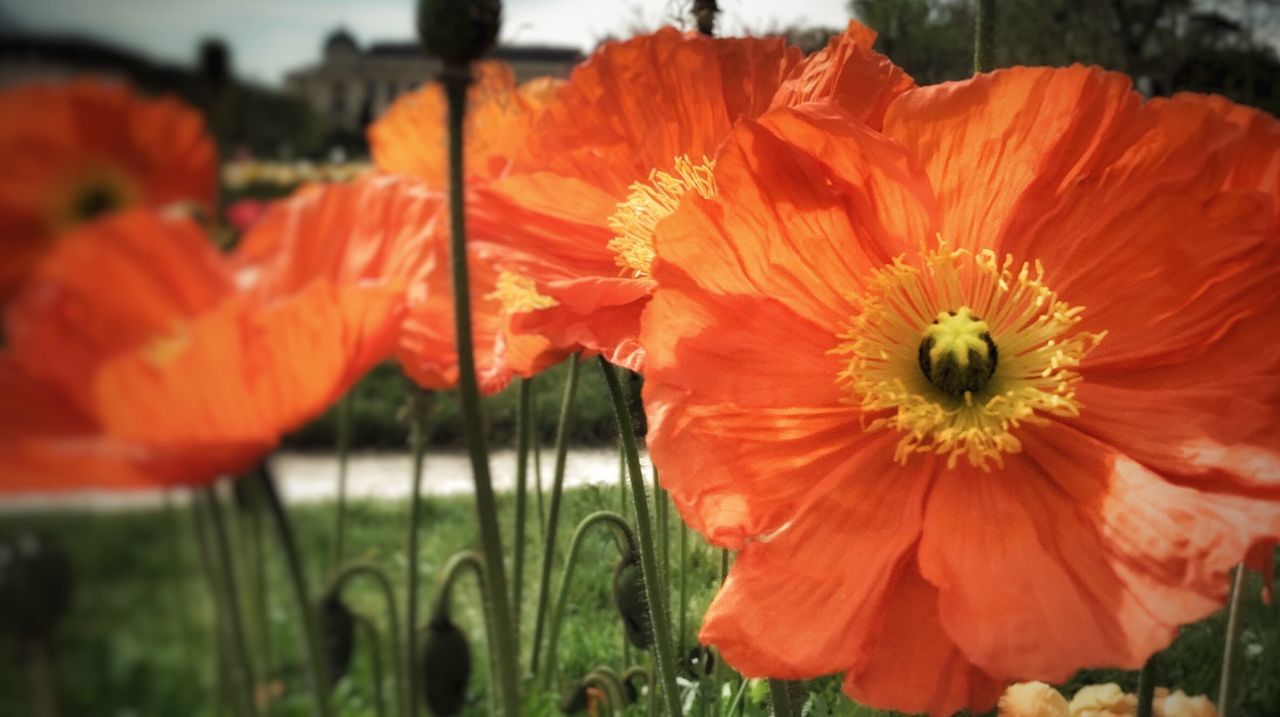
[193,499,243,717]
[328,562,406,717]
[534,396,546,536]
[541,511,637,689]
[678,523,688,649]
[530,355,583,673]
[1218,565,1249,717]
[23,638,60,717]
[405,385,430,717]
[1136,654,1158,717]
[442,64,520,716]
[724,678,749,717]
[973,0,995,73]
[619,437,631,669]
[332,393,354,568]
[513,377,533,659]
[600,357,683,717]
[163,491,198,680]
[768,679,804,717]
[584,667,629,715]
[200,489,260,717]
[256,469,332,717]
[353,614,389,717]
[430,551,499,714]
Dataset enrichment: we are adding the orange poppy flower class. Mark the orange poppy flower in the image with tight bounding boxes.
[232,175,562,394]
[0,79,217,298]
[467,22,913,370]
[641,67,1280,715]
[0,207,403,489]
[367,61,563,188]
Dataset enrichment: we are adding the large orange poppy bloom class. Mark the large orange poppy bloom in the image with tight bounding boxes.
[0,79,217,298]
[467,22,913,370]
[641,67,1280,715]
[0,207,402,490]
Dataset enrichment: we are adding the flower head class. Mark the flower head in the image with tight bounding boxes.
[467,22,914,370]
[0,80,216,298]
[641,67,1280,715]
[999,681,1069,717]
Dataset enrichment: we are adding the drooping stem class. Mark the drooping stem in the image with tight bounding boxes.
[332,393,354,567]
[256,468,332,717]
[973,0,995,73]
[600,357,682,716]
[199,489,259,717]
[353,613,389,717]
[584,667,629,715]
[530,355,583,673]
[441,63,520,716]
[768,679,805,717]
[328,561,407,717]
[1136,653,1158,717]
[513,377,534,658]
[405,385,430,717]
[1218,565,1249,717]
[431,551,498,713]
[541,511,637,689]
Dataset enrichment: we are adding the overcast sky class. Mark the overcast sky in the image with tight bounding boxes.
[0,0,853,86]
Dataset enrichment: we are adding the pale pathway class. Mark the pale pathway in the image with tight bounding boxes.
[0,447,653,513]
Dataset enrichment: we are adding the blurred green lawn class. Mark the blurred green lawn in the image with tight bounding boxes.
[0,482,1276,716]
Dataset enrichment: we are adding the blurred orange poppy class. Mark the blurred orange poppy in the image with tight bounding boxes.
[0,79,217,298]
[467,22,913,370]
[641,67,1280,715]
[233,175,563,395]
[367,61,563,188]
[0,207,403,490]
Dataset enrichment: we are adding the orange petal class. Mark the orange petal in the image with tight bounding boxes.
[770,20,915,129]
[917,423,1280,682]
[0,79,216,296]
[4,209,232,406]
[368,61,556,187]
[842,559,1004,717]
[510,276,650,371]
[94,282,404,483]
[699,436,928,676]
[511,29,802,198]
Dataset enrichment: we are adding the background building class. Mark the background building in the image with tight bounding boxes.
[284,28,582,137]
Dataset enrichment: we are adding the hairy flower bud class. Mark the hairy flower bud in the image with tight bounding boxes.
[612,554,652,650]
[0,532,71,641]
[319,592,356,689]
[417,0,501,66]
[420,616,472,715]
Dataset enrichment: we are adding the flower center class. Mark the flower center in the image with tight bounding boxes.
[918,307,997,399]
[606,155,715,278]
[834,241,1105,469]
[55,165,139,230]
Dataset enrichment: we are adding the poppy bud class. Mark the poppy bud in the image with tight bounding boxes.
[319,592,356,689]
[419,616,472,715]
[417,0,501,66]
[682,645,715,679]
[0,532,71,641]
[611,554,652,650]
[560,682,590,714]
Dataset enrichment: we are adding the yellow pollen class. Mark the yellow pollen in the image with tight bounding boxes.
[486,271,558,315]
[606,155,716,278]
[832,239,1105,470]
[923,307,990,369]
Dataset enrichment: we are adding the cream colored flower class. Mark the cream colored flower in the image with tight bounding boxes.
[1069,684,1137,717]
[999,681,1069,717]
[1155,689,1217,717]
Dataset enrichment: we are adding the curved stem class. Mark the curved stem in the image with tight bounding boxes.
[530,355,583,673]
[600,357,682,716]
[405,385,430,717]
[354,613,389,717]
[584,667,628,715]
[200,489,259,717]
[442,63,520,716]
[328,561,407,717]
[430,551,500,712]
[332,393,353,568]
[1136,654,1158,717]
[513,377,533,661]
[256,468,332,717]
[1218,565,1249,717]
[973,0,996,73]
[541,511,637,689]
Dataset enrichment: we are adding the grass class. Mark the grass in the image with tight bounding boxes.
[0,477,1276,716]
